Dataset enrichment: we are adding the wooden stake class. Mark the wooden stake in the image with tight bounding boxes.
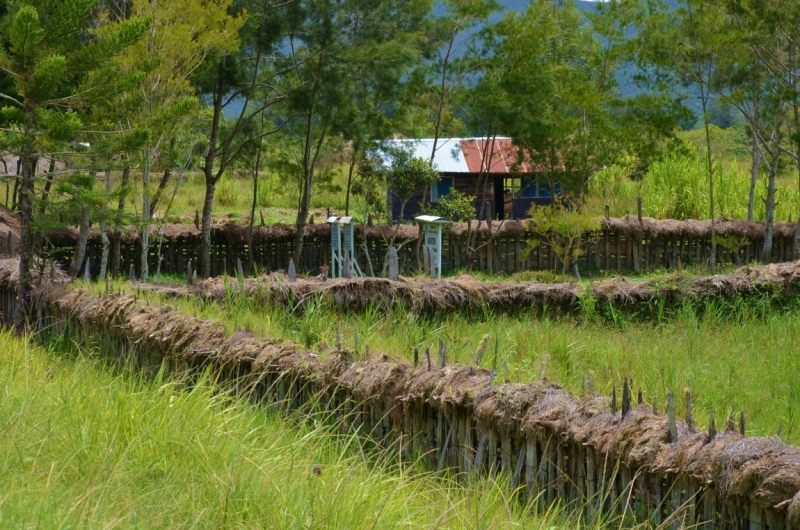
[685,382,694,430]
[425,347,431,371]
[413,346,418,368]
[621,378,631,419]
[637,389,643,405]
[525,438,537,499]
[187,260,193,286]
[439,339,446,368]
[611,386,617,412]
[343,256,351,279]
[637,196,643,227]
[437,425,453,472]
[511,445,526,492]
[739,411,746,436]
[129,264,135,283]
[388,246,399,281]
[667,389,678,443]
[708,411,716,439]
[474,434,488,470]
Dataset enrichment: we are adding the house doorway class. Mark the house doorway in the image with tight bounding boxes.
[493,176,505,220]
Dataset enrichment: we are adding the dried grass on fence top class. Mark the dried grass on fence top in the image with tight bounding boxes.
[186,260,800,317]
[45,215,800,248]
[601,215,798,239]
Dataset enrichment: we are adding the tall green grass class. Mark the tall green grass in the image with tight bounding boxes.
[4,328,611,528]
[590,151,799,221]
[92,277,800,446]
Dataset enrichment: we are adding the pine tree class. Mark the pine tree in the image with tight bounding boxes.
[0,1,148,331]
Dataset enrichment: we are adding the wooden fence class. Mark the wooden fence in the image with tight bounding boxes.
[47,217,800,278]
[0,268,795,529]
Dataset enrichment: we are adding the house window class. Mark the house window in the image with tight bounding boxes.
[431,177,453,202]
[520,177,538,198]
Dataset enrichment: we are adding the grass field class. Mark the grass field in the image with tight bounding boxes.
[87,275,800,447]
[3,328,621,529]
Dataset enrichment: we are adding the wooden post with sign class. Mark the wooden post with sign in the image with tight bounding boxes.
[415,215,452,279]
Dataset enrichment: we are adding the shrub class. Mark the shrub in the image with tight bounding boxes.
[215,176,238,207]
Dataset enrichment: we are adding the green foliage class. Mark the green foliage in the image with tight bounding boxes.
[1,329,571,528]
[422,189,476,222]
[526,199,601,278]
[215,175,238,207]
[362,144,438,220]
[589,145,800,221]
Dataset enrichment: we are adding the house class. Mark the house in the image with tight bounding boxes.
[383,137,562,221]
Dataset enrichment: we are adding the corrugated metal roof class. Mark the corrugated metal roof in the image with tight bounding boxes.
[381,138,534,174]
[381,138,469,173]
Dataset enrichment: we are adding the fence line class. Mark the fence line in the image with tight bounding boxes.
[48,218,799,278]
[0,274,792,529]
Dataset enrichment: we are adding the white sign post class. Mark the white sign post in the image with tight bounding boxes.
[327,216,342,278]
[340,216,363,277]
[415,215,451,279]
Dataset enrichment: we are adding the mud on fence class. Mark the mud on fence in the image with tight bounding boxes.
[0,266,798,529]
[47,216,800,278]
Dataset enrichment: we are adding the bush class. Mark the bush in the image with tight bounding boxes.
[423,189,476,222]
[215,176,238,207]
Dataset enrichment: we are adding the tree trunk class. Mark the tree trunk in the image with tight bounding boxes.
[345,155,356,216]
[762,163,778,263]
[99,170,112,279]
[149,167,172,217]
[140,161,151,282]
[703,119,716,275]
[12,175,20,211]
[748,134,760,221]
[292,174,311,267]
[200,178,216,278]
[111,167,130,277]
[248,144,262,272]
[68,203,91,278]
[199,60,226,279]
[14,140,36,333]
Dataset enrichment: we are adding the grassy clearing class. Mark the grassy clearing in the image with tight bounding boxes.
[91,275,800,446]
[2,328,611,529]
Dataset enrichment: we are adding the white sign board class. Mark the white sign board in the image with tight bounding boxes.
[415,215,450,279]
[330,222,341,250]
[343,223,355,253]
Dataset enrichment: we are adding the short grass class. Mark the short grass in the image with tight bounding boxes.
[1,328,613,529]
[90,276,800,446]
